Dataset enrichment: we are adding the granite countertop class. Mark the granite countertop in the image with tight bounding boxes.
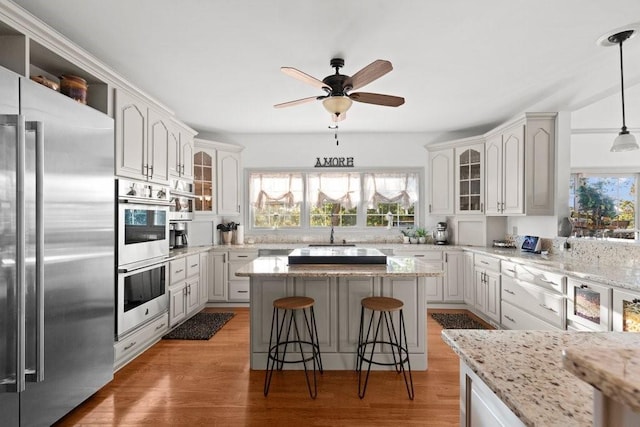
[235,255,444,278]
[563,347,640,412]
[441,329,640,427]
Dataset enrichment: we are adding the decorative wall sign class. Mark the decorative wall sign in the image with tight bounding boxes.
[314,157,355,168]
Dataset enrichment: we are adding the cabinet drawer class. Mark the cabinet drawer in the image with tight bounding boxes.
[501,300,560,331]
[395,250,442,261]
[186,254,200,277]
[474,254,500,271]
[501,261,517,278]
[229,251,258,262]
[115,314,168,367]
[501,276,564,329]
[169,257,186,284]
[514,264,564,294]
[229,280,250,301]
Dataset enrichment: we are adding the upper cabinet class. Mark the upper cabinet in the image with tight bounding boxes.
[455,140,484,214]
[193,138,243,218]
[169,119,196,181]
[485,114,555,216]
[115,88,170,184]
[428,148,454,215]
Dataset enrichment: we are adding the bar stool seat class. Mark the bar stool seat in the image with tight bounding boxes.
[356,296,414,400]
[264,296,323,399]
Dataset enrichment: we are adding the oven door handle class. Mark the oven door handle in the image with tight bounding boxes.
[118,260,168,274]
[118,197,172,207]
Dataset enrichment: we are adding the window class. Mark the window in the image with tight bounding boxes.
[249,173,303,228]
[248,170,419,229]
[569,173,637,239]
[308,173,360,227]
[364,173,417,227]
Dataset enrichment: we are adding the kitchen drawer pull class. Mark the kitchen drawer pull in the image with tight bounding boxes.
[580,284,588,289]
[237,255,248,258]
[175,268,184,274]
[190,264,198,268]
[155,323,166,331]
[539,304,557,313]
[540,278,555,284]
[124,341,137,351]
[504,315,515,323]
[505,269,515,273]
[504,289,516,295]
[480,260,489,265]
[414,254,425,257]
[237,290,249,293]
[632,299,640,304]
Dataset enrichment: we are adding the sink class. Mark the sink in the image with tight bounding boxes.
[308,244,356,247]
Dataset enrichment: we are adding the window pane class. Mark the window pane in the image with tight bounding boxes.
[249,173,303,228]
[308,173,360,228]
[364,173,418,228]
[569,173,636,239]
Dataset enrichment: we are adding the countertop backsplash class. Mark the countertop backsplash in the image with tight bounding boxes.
[550,236,640,268]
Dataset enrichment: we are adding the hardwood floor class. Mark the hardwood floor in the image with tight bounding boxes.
[55,308,488,426]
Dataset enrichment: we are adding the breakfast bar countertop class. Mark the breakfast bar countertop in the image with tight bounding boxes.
[441,329,640,427]
[235,255,444,278]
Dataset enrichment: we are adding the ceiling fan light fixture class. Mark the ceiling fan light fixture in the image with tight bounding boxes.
[610,129,639,152]
[322,96,352,116]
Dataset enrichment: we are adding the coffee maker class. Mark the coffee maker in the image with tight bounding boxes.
[169,222,189,249]
[433,222,449,245]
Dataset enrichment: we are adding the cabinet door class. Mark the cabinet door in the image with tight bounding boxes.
[474,268,486,313]
[169,284,187,327]
[464,252,475,305]
[455,143,484,214]
[180,138,194,180]
[525,116,555,215]
[428,148,454,215]
[168,126,180,177]
[209,252,227,301]
[114,89,147,180]
[186,277,200,315]
[501,124,525,214]
[217,150,241,215]
[293,277,338,352]
[194,148,216,215]
[444,252,464,302]
[199,251,210,306]
[425,274,444,302]
[382,277,425,353]
[147,108,170,184]
[484,134,502,215]
[251,277,288,353]
[612,288,640,332]
[485,270,501,322]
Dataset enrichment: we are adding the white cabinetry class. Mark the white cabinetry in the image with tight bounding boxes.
[612,288,640,332]
[463,252,475,305]
[115,88,170,184]
[168,254,201,327]
[473,254,500,323]
[168,119,196,180]
[208,251,228,301]
[444,251,464,302]
[228,249,258,301]
[114,314,168,371]
[199,251,210,306]
[217,149,241,216]
[454,141,484,214]
[428,147,454,215]
[394,249,443,302]
[485,113,556,216]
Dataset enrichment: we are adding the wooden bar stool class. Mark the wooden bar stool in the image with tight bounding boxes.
[264,296,323,399]
[356,296,414,400]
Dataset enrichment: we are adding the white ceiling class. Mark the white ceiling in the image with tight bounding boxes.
[13,0,640,139]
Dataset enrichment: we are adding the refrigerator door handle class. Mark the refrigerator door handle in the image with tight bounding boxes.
[25,121,45,383]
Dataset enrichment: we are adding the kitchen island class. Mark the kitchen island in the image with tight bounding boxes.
[236,253,443,370]
[442,329,640,426]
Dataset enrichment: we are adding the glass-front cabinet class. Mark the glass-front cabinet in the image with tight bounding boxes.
[454,141,484,214]
[193,148,215,214]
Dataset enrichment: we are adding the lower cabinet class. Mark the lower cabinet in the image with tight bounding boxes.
[114,313,169,371]
[463,251,475,305]
[168,254,201,327]
[209,248,258,302]
[473,254,501,323]
[394,250,443,302]
[209,251,228,301]
[444,251,464,302]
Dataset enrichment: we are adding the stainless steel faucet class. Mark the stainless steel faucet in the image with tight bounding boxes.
[330,214,334,244]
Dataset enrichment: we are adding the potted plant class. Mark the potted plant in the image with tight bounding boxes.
[217,221,237,244]
[401,228,412,244]
[415,227,427,244]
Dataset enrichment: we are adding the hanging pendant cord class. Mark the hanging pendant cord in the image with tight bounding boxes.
[619,39,628,132]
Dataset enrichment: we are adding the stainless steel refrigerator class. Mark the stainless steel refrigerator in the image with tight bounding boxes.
[0,65,115,426]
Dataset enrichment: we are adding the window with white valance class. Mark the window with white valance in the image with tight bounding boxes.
[364,173,418,227]
[308,173,360,227]
[249,173,303,228]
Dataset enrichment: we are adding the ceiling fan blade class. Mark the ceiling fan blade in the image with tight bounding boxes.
[347,60,393,90]
[331,112,346,122]
[274,96,319,109]
[349,92,404,107]
[281,67,331,90]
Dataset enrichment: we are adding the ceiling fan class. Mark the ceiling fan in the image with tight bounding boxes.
[274,58,405,122]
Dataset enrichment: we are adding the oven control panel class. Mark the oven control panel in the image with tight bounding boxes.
[118,178,171,203]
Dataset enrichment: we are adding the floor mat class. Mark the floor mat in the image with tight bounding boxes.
[163,312,235,340]
[430,312,488,330]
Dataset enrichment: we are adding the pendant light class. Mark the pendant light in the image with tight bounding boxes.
[600,29,639,152]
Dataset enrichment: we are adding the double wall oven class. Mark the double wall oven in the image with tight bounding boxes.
[116,178,171,339]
